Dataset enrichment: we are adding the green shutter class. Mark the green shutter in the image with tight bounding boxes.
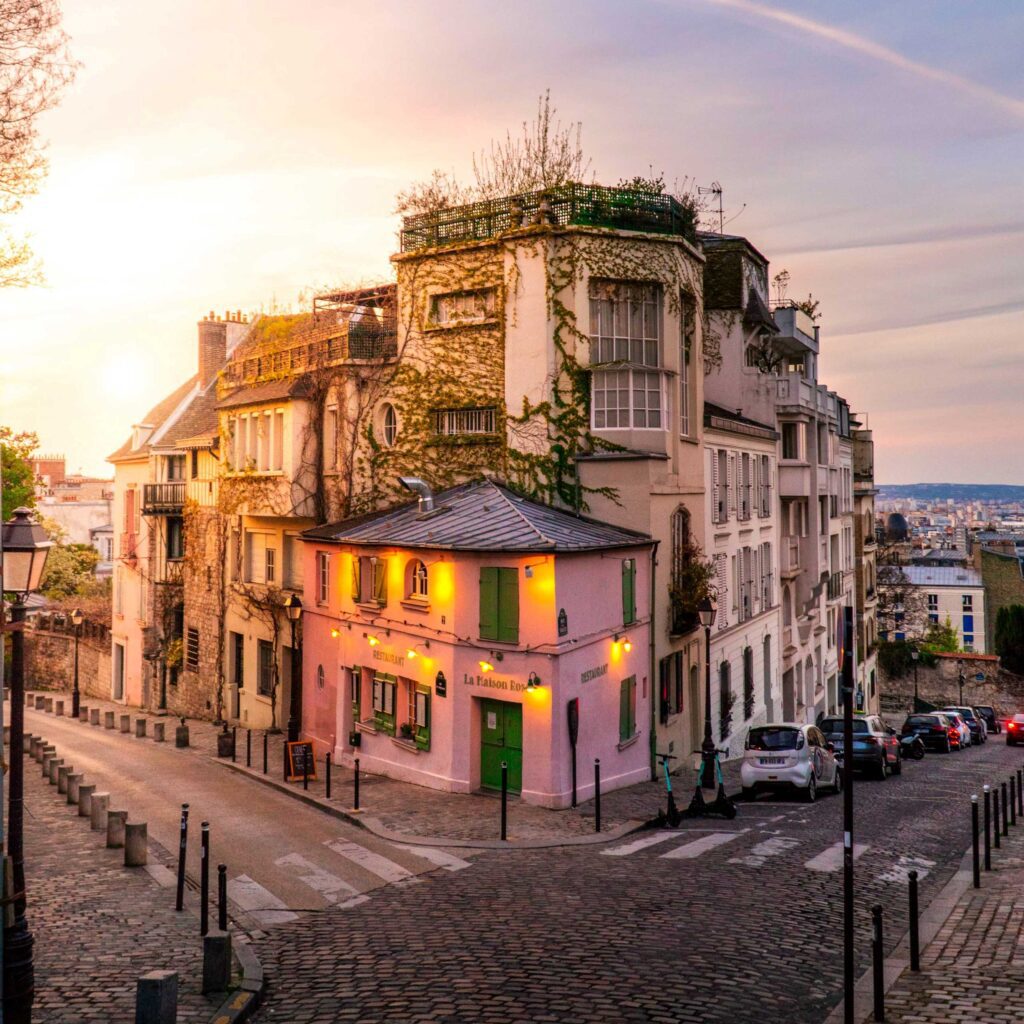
[622,559,636,625]
[351,557,361,603]
[629,677,637,736]
[479,567,499,640]
[374,557,388,607]
[619,679,630,741]
[498,568,519,643]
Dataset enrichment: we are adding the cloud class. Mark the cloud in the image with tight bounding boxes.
[776,221,1024,257]
[700,0,1024,120]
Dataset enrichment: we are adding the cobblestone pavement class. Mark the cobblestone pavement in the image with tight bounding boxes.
[22,738,216,1022]
[883,814,1024,1023]
[248,739,1024,1023]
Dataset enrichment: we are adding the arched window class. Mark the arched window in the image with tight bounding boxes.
[316,664,325,690]
[670,505,691,585]
[381,403,398,447]
[719,661,733,742]
[406,559,428,600]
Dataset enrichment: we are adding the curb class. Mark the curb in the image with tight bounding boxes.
[213,757,647,849]
[210,937,265,1024]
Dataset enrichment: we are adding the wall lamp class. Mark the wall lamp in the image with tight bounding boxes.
[526,671,542,691]
[614,634,633,653]
[364,633,380,647]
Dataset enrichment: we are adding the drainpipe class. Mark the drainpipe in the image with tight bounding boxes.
[649,539,660,780]
[398,476,434,513]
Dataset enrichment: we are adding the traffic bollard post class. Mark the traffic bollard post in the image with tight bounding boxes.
[231,726,237,763]
[246,729,251,768]
[354,757,360,810]
[283,740,288,782]
[218,864,228,932]
[971,795,980,888]
[176,804,189,912]
[500,761,508,841]
[263,731,268,774]
[303,754,309,791]
[1018,768,1023,816]
[200,821,210,936]
[908,870,920,972]
[1002,782,1009,837]
[594,758,602,833]
[326,752,332,799]
[984,785,992,869]
[1012,777,1018,827]
[994,785,1002,849]
[872,904,885,1022]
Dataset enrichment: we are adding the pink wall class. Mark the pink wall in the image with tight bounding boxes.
[299,539,653,808]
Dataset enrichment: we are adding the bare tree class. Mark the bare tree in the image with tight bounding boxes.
[1,0,78,286]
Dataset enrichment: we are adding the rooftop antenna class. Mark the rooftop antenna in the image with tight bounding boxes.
[698,181,724,233]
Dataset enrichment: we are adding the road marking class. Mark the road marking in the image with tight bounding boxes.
[877,855,936,884]
[275,853,362,904]
[728,836,800,867]
[228,875,299,925]
[660,832,743,860]
[805,841,868,872]
[325,839,421,885]
[395,845,473,871]
[602,832,680,857]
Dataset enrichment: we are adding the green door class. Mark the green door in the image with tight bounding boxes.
[480,699,523,793]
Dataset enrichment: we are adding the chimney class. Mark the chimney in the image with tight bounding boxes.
[197,313,227,388]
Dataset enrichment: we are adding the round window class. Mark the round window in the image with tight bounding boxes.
[316,664,325,690]
[381,404,398,447]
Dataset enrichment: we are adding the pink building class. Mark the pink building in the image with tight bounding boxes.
[298,479,654,808]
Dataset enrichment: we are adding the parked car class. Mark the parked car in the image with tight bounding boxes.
[942,711,972,749]
[741,723,841,802]
[901,713,956,753]
[1006,714,1024,746]
[975,705,1000,735]
[939,706,986,744]
[819,714,902,779]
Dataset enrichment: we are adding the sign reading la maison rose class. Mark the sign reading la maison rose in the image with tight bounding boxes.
[463,674,529,693]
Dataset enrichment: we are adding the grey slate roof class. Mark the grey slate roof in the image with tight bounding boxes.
[901,565,983,588]
[303,480,653,553]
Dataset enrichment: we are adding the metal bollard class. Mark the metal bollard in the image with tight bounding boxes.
[908,870,920,972]
[125,822,148,867]
[994,785,1002,849]
[91,792,110,831]
[246,728,251,768]
[106,809,128,849]
[354,757,360,810]
[218,864,228,932]
[594,758,602,833]
[326,752,332,799]
[1002,782,1010,836]
[971,795,980,888]
[283,740,288,782]
[200,821,210,936]
[303,754,309,791]
[984,785,992,869]
[1018,768,1023,816]
[231,726,237,763]
[872,904,885,1022]
[1012,777,1018,827]
[78,783,96,817]
[263,731,268,774]
[176,804,189,912]
[500,761,508,841]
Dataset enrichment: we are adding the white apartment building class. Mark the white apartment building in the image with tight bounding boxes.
[898,566,987,653]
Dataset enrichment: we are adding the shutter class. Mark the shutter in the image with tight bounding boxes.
[619,679,630,741]
[727,454,736,518]
[711,450,720,524]
[479,568,499,640]
[716,554,729,628]
[351,556,361,603]
[374,557,388,607]
[124,490,132,533]
[622,559,636,625]
[762,455,771,516]
[659,658,669,725]
[498,567,520,643]
[630,678,637,735]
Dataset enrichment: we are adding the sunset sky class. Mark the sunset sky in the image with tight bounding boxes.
[1,0,1021,482]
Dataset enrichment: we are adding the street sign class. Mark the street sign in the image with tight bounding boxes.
[286,740,317,782]
[558,609,568,637]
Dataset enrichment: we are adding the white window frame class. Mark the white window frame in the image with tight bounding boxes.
[591,368,665,431]
[316,551,330,605]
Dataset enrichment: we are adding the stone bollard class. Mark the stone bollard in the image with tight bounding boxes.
[90,792,110,830]
[135,719,147,738]
[104,711,115,729]
[57,764,72,793]
[78,783,96,817]
[67,772,83,804]
[54,699,65,717]
[153,722,165,743]
[29,735,41,759]
[135,969,178,1024]
[201,930,233,994]
[49,758,64,785]
[175,720,189,748]
[107,810,128,849]
[79,706,89,722]
[41,752,56,778]
[44,697,53,713]
[124,823,148,866]
[120,714,131,734]
[35,696,45,710]
[89,708,100,726]
[26,691,34,707]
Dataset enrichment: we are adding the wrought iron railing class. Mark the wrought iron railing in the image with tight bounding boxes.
[142,482,185,514]
[401,183,698,252]
[827,571,844,601]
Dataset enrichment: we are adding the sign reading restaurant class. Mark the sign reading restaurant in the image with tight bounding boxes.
[373,649,405,668]
[580,663,608,684]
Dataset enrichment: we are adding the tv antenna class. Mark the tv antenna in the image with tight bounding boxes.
[698,181,724,234]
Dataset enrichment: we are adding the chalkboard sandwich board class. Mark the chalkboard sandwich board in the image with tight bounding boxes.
[286,740,317,782]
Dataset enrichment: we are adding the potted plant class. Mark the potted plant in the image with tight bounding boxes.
[668,540,716,635]
[399,722,414,741]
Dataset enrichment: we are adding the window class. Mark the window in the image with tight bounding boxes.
[259,412,270,471]
[407,559,428,600]
[186,628,200,671]
[350,667,361,721]
[316,551,330,605]
[658,651,685,723]
[115,569,123,615]
[429,289,496,325]
[712,449,728,523]
[190,450,199,479]
[759,455,771,517]
[372,673,397,735]
[962,594,973,611]
[166,454,186,481]
[257,639,274,697]
[743,647,754,721]
[166,517,184,560]
[592,368,663,430]
[432,407,497,436]
[670,507,691,586]
[352,555,388,607]
[680,292,695,437]
[763,636,772,704]
[619,676,637,742]
[245,532,270,584]
[622,558,637,626]
[265,545,276,584]
[963,614,974,634]
[964,635,975,652]
[381,404,398,447]
[719,662,732,741]
[782,422,800,460]
[740,454,751,521]
[479,567,519,643]
[325,407,339,469]
[231,632,244,687]
[284,534,303,591]
[412,686,431,750]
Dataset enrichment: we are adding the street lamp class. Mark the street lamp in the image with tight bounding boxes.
[911,648,919,709]
[697,596,717,794]
[70,607,83,718]
[2,507,53,1024]
[284,593,303,742]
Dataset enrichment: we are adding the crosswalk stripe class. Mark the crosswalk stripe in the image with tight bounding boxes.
[805,841,868,872]
[877,855,935,884]
[228,874,299,925]
[325,839,421,885]
[660,832,742,860]
[395,845,472,871]
[728,836,800,866]
[602,832,680,857]
[275,853,362,903]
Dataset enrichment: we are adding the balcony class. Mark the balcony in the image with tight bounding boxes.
[143,482,185,514]
[400,183,698,252]
[782,539,801,579]
[826,571,844,602]
[775,373,830,416]
[779,463,812,498]
[772,305,818,349]
[157,558,184,585]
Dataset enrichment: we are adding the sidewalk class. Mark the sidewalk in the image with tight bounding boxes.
[881,815,1024,1023]
[27,686,744,845]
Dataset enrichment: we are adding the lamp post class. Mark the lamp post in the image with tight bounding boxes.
[911,648,919,709]
[284,593,302,743]
[70,607,83,718]
[2,507,54,1024]
[697,596,717,794]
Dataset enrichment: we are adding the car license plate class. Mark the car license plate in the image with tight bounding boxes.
[760,757,784,765]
